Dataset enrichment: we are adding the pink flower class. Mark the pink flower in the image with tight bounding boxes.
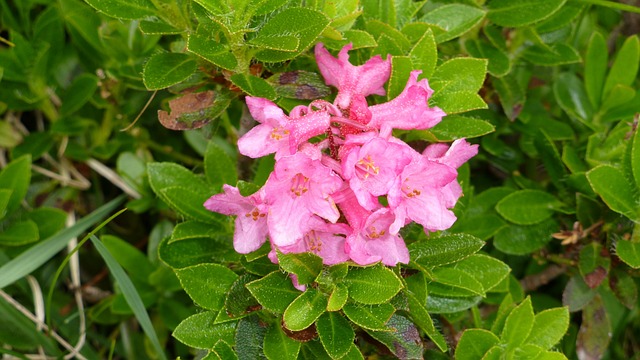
[341,134,412,210]
[203,185,268,254]
[368,70,445,136]
[387,158,458,234]
[238,97,330,159]
[264,152,343,247]
[346,208,410,266]
[277,217,351,265]
[315,43,391,110]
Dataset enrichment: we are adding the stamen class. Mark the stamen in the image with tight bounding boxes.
[355,155,380,180]
[290,174,310,196]
[270,127,290,141]
[244,208,265,221]
[305,230,322,252]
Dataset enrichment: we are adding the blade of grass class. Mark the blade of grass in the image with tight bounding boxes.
[0,195,126,289]
[90,235,167,360]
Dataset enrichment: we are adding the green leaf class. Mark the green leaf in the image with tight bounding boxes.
[159,90,233,131]
[235,316,266,359]
[535,130,569,190]
[143,52,197,90]
[224,274,260,318]
[428,115,495,141]
[562,275,596,312]
[454,254,511,293]
[487,0,566,27]
[102,235,154,283]
[316,312,355,359]
[501,297,534,349]
[587,165,639,221]
[0,189,13,219]
[553,72,593,123]
[427,294,482,314]
[327,283,349,311]
[431,58,487,93]
[616,239,640,269]
[408,233,485,269]
[323,29,377,51]
[421,4,485,43]
[344,265,403,304]
[496,190,563,225]
[277,252,323,284]
[245,271,301,313]
[493,219,557,255]
[84,0,156,19]
[526,307,570,350]
[139,19,182,35]
[204,141,237,189]
[254,8,329,62]
[173,311,237,349]
[60,73,99,116]
[603,35,639,99]
[601,84,636,114]
[409,29,437,79]
[12,132,54,161]
[464,39,511,77]
[230,73,277,100]
[175,264,238,311]
[249,34,300,52]
[432,267,485,296]
[90,236,167,360]
[387,56,413,100]
[405,290,448,352]
[0,220,39,246]
[187,33,238,71]
[430,91,487,114]
[631,118,640,191]
[576,294,611,360]
[267,71,331,100]
[0,297,59,353]
[264,324,301,360]
[342,303,394,331]
[610,269,638,309]
[455,329,500,360]
[0,154,31,215]
[522,43,581,66]
[365,314,423,359]
[585,32,608,108]
[283,289,327,331]
[160,235,239,269]
[0,196,125,289]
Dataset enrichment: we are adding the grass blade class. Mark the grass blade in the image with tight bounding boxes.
[0,195,126,289]
[90,235,167,360]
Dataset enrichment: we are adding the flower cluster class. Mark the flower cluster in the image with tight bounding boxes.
[204,43,478,268]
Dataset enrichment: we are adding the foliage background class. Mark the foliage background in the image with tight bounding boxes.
[1,0,640,359]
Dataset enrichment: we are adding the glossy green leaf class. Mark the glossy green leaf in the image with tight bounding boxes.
[316,311,355,359]
[428,115,495,141]
[175,264,238,311]
[143,52,197,90]
[230,73,277,100]
[366,19,412,53]
[585,32,608,108]
[102,235,154,283]
[344,265,403,304]
[204,141,237,189]
[432,267,485,296]
[454,254,511,293]
[496,190,563,225]
[427,294,482,313]
[235,316,266,359]
[405,290,448,352]
[522,43,581,66]
[553,72,593,122]
[526,307,570,349]
[616,239,640,269]
[326,284,349,312]
[601,84,636,114]
[0,189,13,219]
[455,329,500,360]
[277,252,323,285]
[283,289,327,331]
[430,91,487,114]
[84,0,155,19]
[249,34,300,52]
[502,297,534,348]
[487,0,566,27]
[159,235,239,269]
[224,274,260,318]
[254,8,329,62]
[245,271,301,314]
[421,4,485,43]
[187,33,238,71]
[587,165,639,221]
[409,29,437,78]
[388,56,413,100]
[342,303,394,331]
[0,155,31,215]
[90,236,167,360]
[0,220,39,246]
[173,311,237,349]
[493,219,557,255]
[409,233,485,269]
[139,19,182,35]
[431,58,487,93]
[603,35,639,99]
[60,73,99,116]
[264,324,301,360]
[465,39,510,77]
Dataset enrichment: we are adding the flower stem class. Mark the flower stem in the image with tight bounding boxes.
[574,0,640,14]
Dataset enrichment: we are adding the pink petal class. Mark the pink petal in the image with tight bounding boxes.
[423,139,479,169]
[246,96,286,124]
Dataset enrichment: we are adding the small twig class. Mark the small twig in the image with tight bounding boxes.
[31,165,90,190]
[0,290,87,360]
[26,276,46,358]
[63,211,87,360]
[520,264,568,292]
[121,90,157,132]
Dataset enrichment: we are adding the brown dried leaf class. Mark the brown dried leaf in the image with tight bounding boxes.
[267,71,331,100]
[577,294,611,360]
[158,90,230,130]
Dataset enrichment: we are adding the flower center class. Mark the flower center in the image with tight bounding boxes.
[270,127,290,141]
[401,178,421,198]
[244,208,266,221]
[290,174,309,196]
[355,155,380,180]
[305,230,322,252]
[365,225,386,239]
